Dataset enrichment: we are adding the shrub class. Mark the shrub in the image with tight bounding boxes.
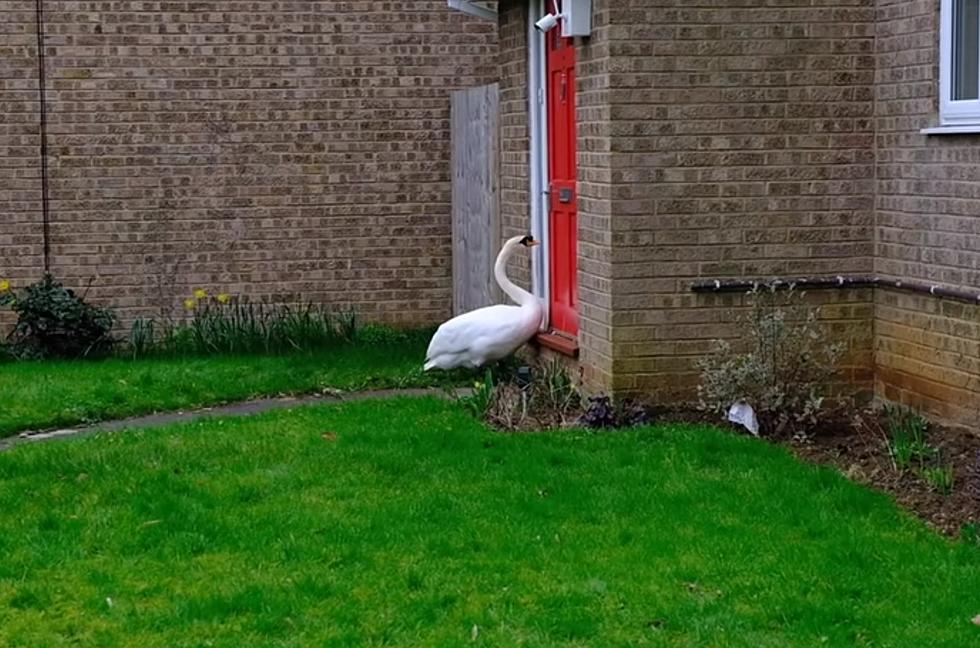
[697,282,844,437]
[0,274,115,359]
[580,395,650,430]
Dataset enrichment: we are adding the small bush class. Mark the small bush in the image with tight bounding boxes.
[580,395,649,430]
[0,274,115,359]
[697,282,844,437]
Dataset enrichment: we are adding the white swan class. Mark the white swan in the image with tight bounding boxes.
[424,235,544,371]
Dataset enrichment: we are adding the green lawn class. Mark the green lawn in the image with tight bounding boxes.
[0,335,458,436]
[0,397,976,646]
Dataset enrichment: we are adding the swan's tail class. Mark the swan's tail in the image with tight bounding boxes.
[423,360,436,372]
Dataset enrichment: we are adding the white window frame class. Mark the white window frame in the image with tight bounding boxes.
[939,0,980,127]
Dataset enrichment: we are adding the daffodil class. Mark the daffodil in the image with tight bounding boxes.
[184,298,197,310]
[217,293,231,304]
[0,280,9,293]
[194,288,208,300]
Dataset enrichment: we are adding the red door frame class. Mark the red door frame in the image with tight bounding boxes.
[546,0,579,337]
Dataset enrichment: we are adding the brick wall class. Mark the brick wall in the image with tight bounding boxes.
[0,1,496,326]
[875,0,980,426]
[0,3,44,293]
[603,0,877,399]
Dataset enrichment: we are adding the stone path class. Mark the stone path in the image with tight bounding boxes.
[0,387,468,453]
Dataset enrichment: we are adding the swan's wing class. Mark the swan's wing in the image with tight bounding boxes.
[426,305,524,360]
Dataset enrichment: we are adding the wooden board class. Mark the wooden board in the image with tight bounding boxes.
[451,83,501,316]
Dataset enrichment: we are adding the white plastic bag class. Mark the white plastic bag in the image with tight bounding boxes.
[727,401,759,436]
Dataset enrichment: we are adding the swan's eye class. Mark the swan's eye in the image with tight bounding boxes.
[520,235,535,247]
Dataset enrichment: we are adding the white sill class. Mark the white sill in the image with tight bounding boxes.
[920,124,980,135]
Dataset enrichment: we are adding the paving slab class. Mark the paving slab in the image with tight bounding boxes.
[0,387,469,453]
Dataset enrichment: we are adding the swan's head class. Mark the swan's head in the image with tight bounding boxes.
[518,235,540,248]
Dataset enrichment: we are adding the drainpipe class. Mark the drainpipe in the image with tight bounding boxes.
[34,0,51,272]
[691,276,980,304]
[528,0,550,322]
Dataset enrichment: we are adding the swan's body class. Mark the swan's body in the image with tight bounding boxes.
[424,235,544,371]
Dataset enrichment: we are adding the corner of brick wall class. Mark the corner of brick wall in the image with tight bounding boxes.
[601,0,877,405]
[874,0,980,427]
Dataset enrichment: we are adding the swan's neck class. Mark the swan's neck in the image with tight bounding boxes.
[494,243,537,308]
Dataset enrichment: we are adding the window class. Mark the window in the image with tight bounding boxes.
[941,0,980,125]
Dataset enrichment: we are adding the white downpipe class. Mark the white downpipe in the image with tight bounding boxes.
[528,0,551,327]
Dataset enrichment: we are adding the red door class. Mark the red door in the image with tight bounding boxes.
[546,2,579,337]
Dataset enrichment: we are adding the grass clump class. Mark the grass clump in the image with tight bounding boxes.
[129,291,378,358]
[883,405,960,497]
[922,466,956,495]
[885,405,935,472]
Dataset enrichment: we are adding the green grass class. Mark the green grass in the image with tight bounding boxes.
[0,398,977,646]
[0,334,462,436]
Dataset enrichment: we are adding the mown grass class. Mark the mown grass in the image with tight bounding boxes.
[0,397,977,646]
[0,332,463,436]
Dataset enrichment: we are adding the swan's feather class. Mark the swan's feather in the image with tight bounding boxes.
[425,304,541,370]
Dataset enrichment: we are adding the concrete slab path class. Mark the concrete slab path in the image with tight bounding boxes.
[0,387,468,453]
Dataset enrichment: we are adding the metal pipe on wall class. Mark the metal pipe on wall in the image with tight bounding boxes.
[691,276,980,305]
[34,0,51,272]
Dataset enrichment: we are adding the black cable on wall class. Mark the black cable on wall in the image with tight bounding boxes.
[35,0,51,272]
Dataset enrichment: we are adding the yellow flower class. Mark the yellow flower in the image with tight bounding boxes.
[0,280,9,293]
[193,288,208,300]
[217,293,231,304]
[184,298,197,310]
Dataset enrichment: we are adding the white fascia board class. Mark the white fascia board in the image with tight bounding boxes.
[447,0,498,21]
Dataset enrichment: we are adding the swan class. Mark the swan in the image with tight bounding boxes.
[424,234,544,371]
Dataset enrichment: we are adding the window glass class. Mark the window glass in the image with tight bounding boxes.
[953,0,979,100]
